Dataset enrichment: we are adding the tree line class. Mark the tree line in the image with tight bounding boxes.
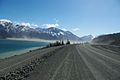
[46,39,70,48]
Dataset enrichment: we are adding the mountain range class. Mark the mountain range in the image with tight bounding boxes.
[0,19,93,41]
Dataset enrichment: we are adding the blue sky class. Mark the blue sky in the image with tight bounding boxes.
[0,0,120,37]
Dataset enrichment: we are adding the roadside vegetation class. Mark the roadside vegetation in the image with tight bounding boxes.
[46,39,70,48]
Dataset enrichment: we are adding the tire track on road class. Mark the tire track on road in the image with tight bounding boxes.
[85,44,120,63]
[49,48,71,80]
[76,45,105,80]
[79,44,120,80]
[75,45,96,80]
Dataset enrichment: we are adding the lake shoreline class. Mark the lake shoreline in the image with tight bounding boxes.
[0,39,49,59]
[0,47,43,59]
[0,45,62,77]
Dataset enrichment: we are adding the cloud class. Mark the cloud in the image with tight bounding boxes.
[21,22,31,26]
[43,23,59,28]
[73,28,80,31]
[17,22,38,28]
[31,24,38,27]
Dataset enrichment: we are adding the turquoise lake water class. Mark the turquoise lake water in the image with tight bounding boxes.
[0,39,48,54]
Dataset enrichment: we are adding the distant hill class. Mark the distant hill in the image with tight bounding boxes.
[80,35,93,42]
[92,32,120,45]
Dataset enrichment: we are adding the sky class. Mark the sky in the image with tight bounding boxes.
[0,0,120,37]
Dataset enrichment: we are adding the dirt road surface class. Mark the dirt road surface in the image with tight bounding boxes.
[0,44,120,80]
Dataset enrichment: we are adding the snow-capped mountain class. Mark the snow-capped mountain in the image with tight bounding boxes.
[41,27,80,40]
[0,19,12,25]
[0,19,16,38]
[0,19,81,41]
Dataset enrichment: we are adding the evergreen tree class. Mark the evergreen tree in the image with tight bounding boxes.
[66,39,70,44]
[61,40,64,45]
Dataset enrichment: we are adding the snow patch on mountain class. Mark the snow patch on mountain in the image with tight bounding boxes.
[0,19,12,23]
[59,32,64,35]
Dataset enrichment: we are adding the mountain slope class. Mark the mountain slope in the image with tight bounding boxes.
[0,19,81,41]
[92,32,120,45]
[80,35,93,42]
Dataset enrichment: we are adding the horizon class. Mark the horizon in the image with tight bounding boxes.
[0,0,120,37]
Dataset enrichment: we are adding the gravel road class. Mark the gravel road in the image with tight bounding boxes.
[0,44,120,80]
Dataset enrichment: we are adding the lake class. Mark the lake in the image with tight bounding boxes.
[0,39,48,58]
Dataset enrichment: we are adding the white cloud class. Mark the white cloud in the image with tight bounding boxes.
[43,23,59,28]
[31,24,38,27]
[21,22,31,26]
[18,23,38,28]
[14,21,20,25]
[73,28,80,31]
